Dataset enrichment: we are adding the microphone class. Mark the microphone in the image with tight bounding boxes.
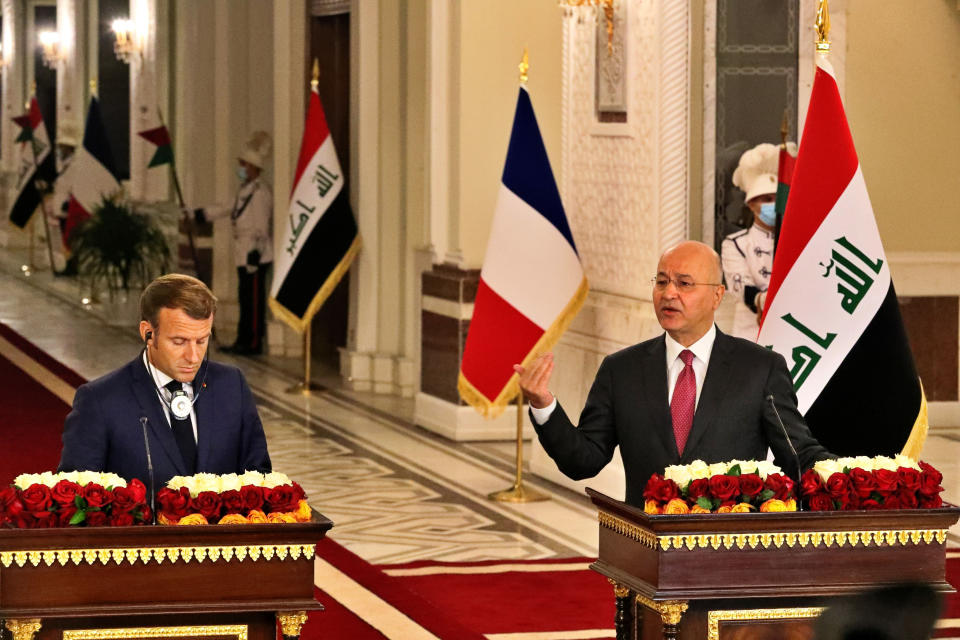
[766,394,804,512]
[140,417,157,524]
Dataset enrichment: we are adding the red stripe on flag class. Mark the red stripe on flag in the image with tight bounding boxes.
[64,196,91,245]
[461,280,544,403]
[137,125,171,147]
[764,64,859,314]
[291,89,332,195]
[28,98,44,129]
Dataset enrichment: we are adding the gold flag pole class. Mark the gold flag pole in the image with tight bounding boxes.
[489,48,549,503]
[285,59,325,397]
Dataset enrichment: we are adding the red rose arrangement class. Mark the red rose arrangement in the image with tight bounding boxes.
[1,472,150,528]
[643,459,797,515]
[155,472,311,525]
[800,457,944,511]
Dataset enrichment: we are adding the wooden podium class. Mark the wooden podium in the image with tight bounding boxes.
[587,489,960,640]
[0,517,332,640]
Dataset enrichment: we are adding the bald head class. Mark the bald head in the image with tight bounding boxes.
[659,241,723,284]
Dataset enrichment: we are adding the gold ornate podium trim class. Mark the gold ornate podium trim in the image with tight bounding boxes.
[0,544,316,568]
[598,511,948,551]
[707,607,824,640]
[635,594,689,625]
[63,625,248,640]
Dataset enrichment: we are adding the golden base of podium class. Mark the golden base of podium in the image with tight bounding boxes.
[488,482,550,503]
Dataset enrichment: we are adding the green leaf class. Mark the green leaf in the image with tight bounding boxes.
[760,489,775,501]
[696,497,713,510]
[74,495,87,509]
[69,510,86,526]
[728,464,742,477]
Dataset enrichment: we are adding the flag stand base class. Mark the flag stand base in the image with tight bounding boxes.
[285,381,324,396]
[487,392,551,504]
[488,482,550,503]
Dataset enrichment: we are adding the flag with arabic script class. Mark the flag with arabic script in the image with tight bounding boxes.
[269,84,360,333]
[759,54,924,458]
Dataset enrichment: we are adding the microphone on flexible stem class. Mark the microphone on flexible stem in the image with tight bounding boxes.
[766,394,804,512]
[140,417,157,524]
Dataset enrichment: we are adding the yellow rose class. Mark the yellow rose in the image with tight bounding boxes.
[716,505,733,514]
[293,500,313,523]
[690,504,711,514]
[644,500,661,515]
[760,499,789,512]
[177,513,209,526]
[730,503,754,513]
[663,499,690,515]
[267,512,298,524]
[157,512,179,525]
[785,499,797,511]
[247,509,268,523]
[218,513,249,525]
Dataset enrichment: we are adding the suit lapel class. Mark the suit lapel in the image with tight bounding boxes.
[639,336,679,459]
[130,357,186,475]
[682,328,735,460]
[194,369,213,471]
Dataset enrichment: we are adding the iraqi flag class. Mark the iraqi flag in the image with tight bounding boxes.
[62,97,122,243]
[8,97,55,228]
[458,87,589,418]
[269,86,360,333]
[758,55,924,458]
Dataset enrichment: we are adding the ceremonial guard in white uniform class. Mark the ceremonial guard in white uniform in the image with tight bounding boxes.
[194,131,274,355]
[721,142,794,340]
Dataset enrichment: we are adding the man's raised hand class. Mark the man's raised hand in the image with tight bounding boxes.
[513,353,555,409]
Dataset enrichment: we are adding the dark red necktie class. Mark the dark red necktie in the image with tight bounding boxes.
[670,350,696,455]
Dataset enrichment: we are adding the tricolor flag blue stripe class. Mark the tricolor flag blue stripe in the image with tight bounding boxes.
[459,87,588,417]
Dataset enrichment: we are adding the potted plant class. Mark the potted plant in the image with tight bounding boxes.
[70,196,170,322]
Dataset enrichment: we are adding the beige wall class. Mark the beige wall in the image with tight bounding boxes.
[455,1,563,268]
[845,0,960,253]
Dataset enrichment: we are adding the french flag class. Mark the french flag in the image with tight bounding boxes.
[458,87,589,417]
[63,97,121,243]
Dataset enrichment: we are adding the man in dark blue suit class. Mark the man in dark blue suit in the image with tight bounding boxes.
[58,274,271,490]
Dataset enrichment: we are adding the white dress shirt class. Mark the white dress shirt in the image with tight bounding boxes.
[530,325,718,424]
[142,352,198,442]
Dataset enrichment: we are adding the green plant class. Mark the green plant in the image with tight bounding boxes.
[71,197,170,299]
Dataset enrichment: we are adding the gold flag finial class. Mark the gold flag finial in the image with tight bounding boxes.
[518,47,529,85]
[89,78,98,96]
[815,0,831,53]
[311,59,319,90]
[780,109,789,146]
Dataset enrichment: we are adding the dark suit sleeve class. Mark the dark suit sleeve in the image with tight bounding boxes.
[761,351,835,478]
[237,372,272,473]
[58,384,108,473]
[532,358,619,480]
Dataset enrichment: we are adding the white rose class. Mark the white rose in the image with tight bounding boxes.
[709,462,729,477]
[735,459,759,475]
[219,473,242,492]
[813,459,842,481]
[835,457,856,472]
[77,470,103,486]
[167,475,189,491]
[872,456,898,472]
[100,473,125,488]
[61,471,80,483]
[687,460,711,479]
[755,461,781,479]
[849,456,875,472]
[238,470,265,487]
[38,471,61,487]
[664,464,692,488]
[193,473,221,495]
[14,473,42,489]
[893,454,920,471]
[262,472,292,488]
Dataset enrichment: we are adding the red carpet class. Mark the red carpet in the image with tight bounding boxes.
[0,322,82,485]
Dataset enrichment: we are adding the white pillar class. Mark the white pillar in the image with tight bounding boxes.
[129,0,171,202]
[56,0,84,146]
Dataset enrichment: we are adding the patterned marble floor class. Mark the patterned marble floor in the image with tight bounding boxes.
[3,248,960,564]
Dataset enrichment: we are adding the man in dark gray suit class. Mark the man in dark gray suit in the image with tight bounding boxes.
[516,241,832,506]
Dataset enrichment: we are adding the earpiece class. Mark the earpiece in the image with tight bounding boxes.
[144,330,153,344]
